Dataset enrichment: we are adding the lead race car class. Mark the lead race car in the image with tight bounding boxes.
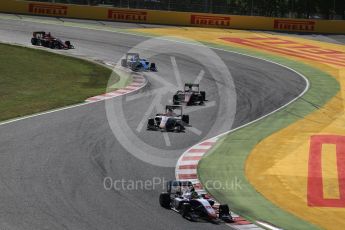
[121,53,157,72]
[159,180,234,223]
[147,105,189,132]
[173,83,206,106]
[31,31,74,50]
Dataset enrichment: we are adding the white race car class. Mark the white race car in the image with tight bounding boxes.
[159,180,234,223]
[147,105,189,132]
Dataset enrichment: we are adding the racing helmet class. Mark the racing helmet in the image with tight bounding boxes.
[191,191,198,199]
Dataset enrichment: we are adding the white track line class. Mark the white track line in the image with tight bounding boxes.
[186,127,203,136]
[170,56,183,88]
[163,132,171,146]
[136,94,162,132]
[194,70,205,84]
[256,221,283,230]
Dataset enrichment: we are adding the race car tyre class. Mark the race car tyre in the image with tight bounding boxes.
[31,38,37,45]
[41,40,48,47]
[200,91,206,101]
[49,42,56,49]
[173,95,180,105]
[147,119,155,130]
[159,192,171,208]
[182,115,189,124]
[219,204,234,222]
[181,203,191,217]
[121,59,127,67]
[65,41,74,49]
[133,63,143,72]
[219,204,229,214]
[150,63,157,72]
[131,65,138,72]
[182,203,196,221]
[174,124,182,133]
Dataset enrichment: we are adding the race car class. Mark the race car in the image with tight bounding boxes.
[31,31,74,50]
[121,53,157,72]
[173,83,206,106]
[159,180,234,223]
[147,105,189,132]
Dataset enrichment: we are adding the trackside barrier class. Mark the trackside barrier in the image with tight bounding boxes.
[0,0,344,34]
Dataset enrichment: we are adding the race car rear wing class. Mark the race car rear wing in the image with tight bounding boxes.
[167,180,193,194]
[184,83,200,92]
[165,105,183,116]
[185,83,199,87]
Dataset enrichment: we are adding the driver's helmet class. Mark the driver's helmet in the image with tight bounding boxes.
[185,86,192,92]
[191,191,198,199]
[166,108,173,116]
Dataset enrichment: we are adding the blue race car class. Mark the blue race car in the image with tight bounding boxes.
[121,53,157,72]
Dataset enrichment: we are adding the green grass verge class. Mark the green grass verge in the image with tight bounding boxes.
[0,43,116,121]
[197,44,339,229]
[108,72,132,90]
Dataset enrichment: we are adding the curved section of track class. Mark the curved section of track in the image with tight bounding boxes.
[0,16,306,230]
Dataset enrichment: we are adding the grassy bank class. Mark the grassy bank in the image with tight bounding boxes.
[0,43,116,121]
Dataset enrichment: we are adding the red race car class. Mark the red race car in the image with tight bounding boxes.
[173,84,206,106]
[31,31,74,50]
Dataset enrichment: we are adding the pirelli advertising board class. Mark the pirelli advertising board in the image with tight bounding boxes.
[274,19,315,32]
[190,14,231,27]
[0,0,344,34]
[28,3,68,16]
[107,9,147,22]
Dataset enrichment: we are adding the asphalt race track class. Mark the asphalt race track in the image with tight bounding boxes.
[0,16,306,230]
